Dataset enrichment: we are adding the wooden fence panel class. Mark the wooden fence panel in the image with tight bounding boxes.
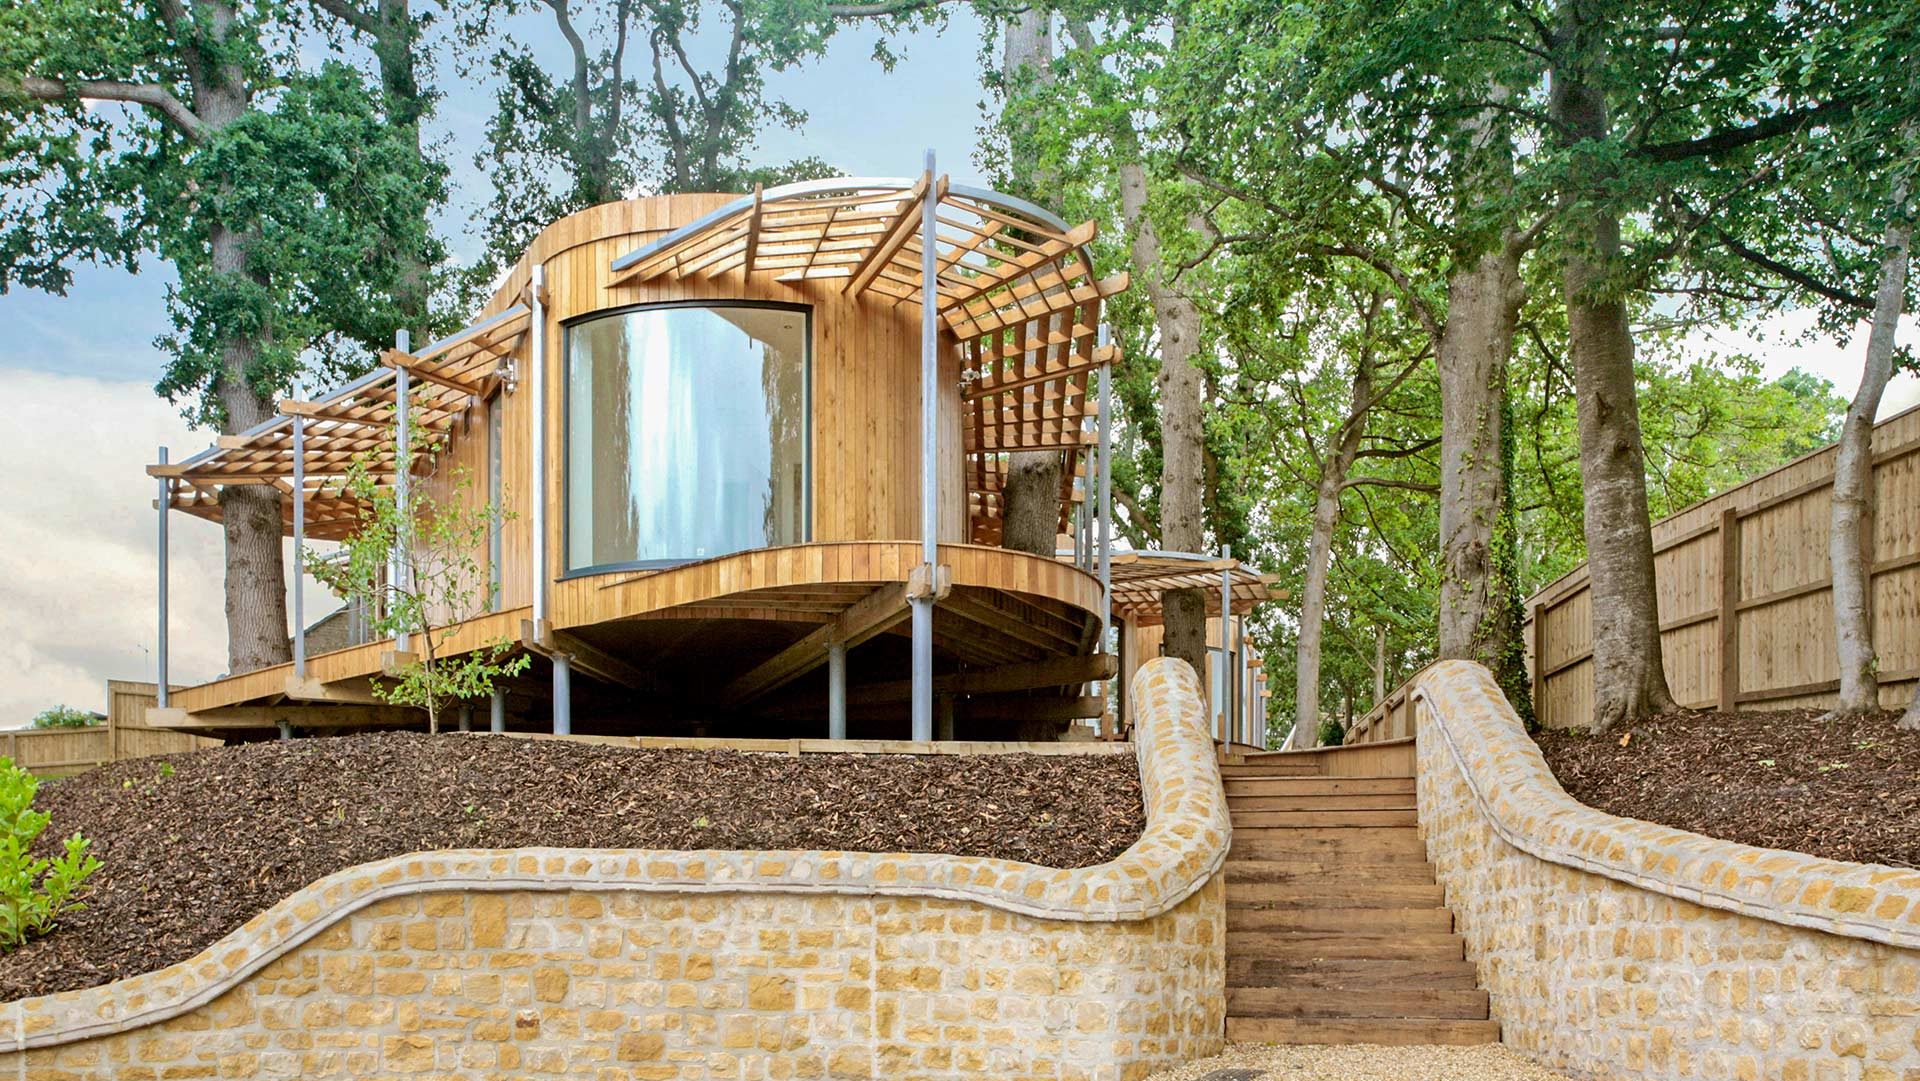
[107,680,221,762]
[0,728,111,776]
[1523,403,1920,728]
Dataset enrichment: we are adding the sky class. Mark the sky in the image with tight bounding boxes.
[0,10,1915,724]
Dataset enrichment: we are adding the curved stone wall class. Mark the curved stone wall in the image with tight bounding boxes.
[1,658,1227,1079]
[1413,660,1920,1080]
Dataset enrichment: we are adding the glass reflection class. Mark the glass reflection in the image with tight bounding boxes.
[566,304,808,570]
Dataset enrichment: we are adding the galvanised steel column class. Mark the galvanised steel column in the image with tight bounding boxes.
[490,689,506,733]
[552,655,572,736]
[530,263,549,628]
[394,329,412,655]
[1097,357,1113,639]
[156,446,170,708]
[828,639,847,740]
[292,414,307,680]
[1220,545,1233,744]
[529,262,569,735]
[1234,614,1248,745]
[911,151,938,743]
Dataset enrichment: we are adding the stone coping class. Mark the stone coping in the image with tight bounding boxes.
[1413,659,1920,950]
[0,657,1227,1051]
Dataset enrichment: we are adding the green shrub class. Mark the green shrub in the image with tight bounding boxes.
[30,705,98,729]
[1315,716,1348,748]
[0,758,101,950]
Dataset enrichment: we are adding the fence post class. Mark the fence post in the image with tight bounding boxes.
[1531,601,1547,729]
[1718,508,1741,712]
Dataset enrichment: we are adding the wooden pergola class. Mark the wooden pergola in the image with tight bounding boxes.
[150,305,533,538]
[608,176,1126,545]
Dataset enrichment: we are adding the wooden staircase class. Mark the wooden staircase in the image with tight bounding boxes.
[1220,744,1499,1046]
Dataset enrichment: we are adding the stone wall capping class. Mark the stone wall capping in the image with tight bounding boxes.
[1413,659,1920,951]
[0,656,1229,1058]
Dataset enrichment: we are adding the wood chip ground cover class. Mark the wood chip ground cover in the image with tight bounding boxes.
[1535,707,1918,869]
[0,732,1144,1002]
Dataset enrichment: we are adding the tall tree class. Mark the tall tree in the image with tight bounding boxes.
[304,0,445,338]
[2,0,439,673]
[466,0,838,273]
[990,7,1066,556]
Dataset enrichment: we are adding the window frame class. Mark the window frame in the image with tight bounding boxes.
[559,299,813,579]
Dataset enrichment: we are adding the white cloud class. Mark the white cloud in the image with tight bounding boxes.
[1677,308,1920,418]
[0,371,334,726]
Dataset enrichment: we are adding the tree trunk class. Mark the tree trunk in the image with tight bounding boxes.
[1828,169,1912,717]
[1901,688,1920,732]
[1117,159,1211,682]
[1435,246,1523,658]
[994,13,1067,559]
[198,3,292,675]
[374,0,433,341]
[1294,346,1373,743]
[1550,0,1674,732]
[1001,452,1065,554]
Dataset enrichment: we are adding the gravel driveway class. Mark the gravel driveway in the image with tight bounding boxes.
[1143,1043,1573,1081]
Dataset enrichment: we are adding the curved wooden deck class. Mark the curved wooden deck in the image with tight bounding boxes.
[161,542,1105,734]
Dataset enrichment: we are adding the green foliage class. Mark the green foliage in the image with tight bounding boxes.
[306,419,529,733]
[30,706,97,729]
[0,758,101,951]
[1314,716,1347,749]
[462,0,846,277]
[0,3,449,427]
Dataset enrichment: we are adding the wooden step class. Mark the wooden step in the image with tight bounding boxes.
[1223,858,1439,884]
[1222,777,1414,797]
[1226,1017,1500,1046]
[1231,808,1418,828]
[1230,828,1428,861]
[1226,930,1467,961]
[1225,880,1445,908]
[1227,957,1481,990]
[1229,985,1490,1020]
[1226,792,1415,811]
[1226,906,1452,934]
[1218,765,1322,779]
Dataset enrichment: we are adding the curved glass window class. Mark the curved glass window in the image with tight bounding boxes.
[565,303,808,572]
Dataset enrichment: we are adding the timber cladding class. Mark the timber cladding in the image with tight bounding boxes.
[1411,660,1920,1081]
[1525,402,1920,728]
[0,658,1228,1079]
[424,195,972,621]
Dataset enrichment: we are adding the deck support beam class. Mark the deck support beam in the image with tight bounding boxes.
[912,149,939,743]
[156,446,170,708]
[827,639,847,740]
[719,583,911,711]
[292,414,307,679]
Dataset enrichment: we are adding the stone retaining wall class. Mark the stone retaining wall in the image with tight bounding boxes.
[1412,660,1920,1081]
[4,659,1227,1081]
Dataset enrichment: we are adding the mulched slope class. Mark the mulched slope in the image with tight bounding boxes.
[1535,707,1919,870]
[1,732,1143,1002]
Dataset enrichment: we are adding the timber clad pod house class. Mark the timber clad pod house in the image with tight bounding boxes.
[144,166,1283,743]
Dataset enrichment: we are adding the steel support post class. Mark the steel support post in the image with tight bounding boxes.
[292,414,307,680]
[1097,358,1113,640]
[156,446,170,708]
[530,263,548,628]
[828,639,848,740]
[458,704,472,733]
[553,654,572,735]
[911,150,938,743]
[1220,545,1233,743]
[394,329,413,654]
[490,689,506,733]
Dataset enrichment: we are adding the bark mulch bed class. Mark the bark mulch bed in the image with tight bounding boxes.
[2,732,1143,1002]
[1535,707,1919,870]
